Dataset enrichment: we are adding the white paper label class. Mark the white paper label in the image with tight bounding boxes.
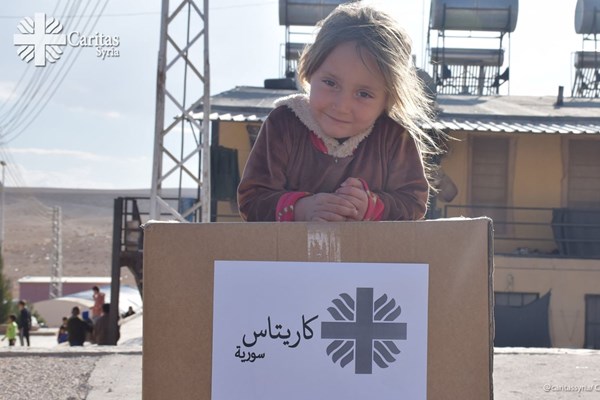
[212,261,429,400]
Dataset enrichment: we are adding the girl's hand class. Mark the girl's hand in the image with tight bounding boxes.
[335,177,369,221]
[294,193,359,221]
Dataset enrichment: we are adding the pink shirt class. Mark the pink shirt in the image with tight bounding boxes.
[92,291,105,317]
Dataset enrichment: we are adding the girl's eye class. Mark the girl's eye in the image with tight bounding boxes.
[358,91,373,99]
[322,79,336,87]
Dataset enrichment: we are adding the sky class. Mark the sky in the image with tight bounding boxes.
[0,0,585,189]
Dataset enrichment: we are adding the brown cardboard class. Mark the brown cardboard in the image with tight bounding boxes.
[142,218,494,400]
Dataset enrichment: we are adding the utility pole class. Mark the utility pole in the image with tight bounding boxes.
[50,206,63,299]
[0,161,6,256]
[149,0,211,222]
[110,0,211,346]
[0,161,7,323]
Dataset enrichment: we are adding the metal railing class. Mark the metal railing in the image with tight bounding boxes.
[443,204,600,259]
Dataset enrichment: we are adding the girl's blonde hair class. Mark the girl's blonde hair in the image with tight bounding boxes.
[298,3,442,162]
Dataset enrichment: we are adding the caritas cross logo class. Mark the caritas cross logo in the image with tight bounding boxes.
[321,287,408,374]
[13,13,67,67]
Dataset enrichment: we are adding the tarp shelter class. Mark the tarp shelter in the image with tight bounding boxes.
[494,291,552,347]
[33,285,142,327]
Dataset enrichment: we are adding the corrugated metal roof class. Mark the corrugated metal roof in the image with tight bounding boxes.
[433,94,600,134]
[202,112,266,122]
[191,86,293,121]
[431,115,600,134]
[197,86,600,134]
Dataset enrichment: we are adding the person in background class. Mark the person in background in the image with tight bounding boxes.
[91,286,105,322]
[17,300,32,347]
[122,306,136,318]
[57,316,69,344]
[238,3,442,222]
[94,303,120,345]
[67,306,92,346]
[1,314,18,346]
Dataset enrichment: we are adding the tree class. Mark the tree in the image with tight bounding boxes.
[0,253,12,323]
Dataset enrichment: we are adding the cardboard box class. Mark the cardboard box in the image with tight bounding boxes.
[143,218,494,399]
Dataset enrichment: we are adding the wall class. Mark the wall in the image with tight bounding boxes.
[439,132,577,254]
[439,131,469,206]
[512,134,562,207]
[495,255,600,348]
[214,120,261,221]
[217,120,258,178]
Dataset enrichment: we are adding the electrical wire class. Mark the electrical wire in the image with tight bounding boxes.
[0,0,110,189]
[0,0,111,145]
[0,147,32,188]
[211,1,276,10]
[0,0,81,140]
[0,2,92,142]
[0,1,69,120]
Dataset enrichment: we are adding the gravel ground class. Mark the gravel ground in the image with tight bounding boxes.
[0,315,143,400]
[494,349,600,399]
[2,346,600,399]
[0,355,100,400]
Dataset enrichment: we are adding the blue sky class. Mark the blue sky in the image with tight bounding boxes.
[0,0,582,189]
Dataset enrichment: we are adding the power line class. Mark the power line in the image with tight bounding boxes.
[0,0,113,190]
[0,0,111,145]
[20,196,54,218]
[211,1,276,10]
[0,0,277,18]
[0,0,95,142]
[0,12,158,19]
[0,148,30,188]
[0,0,80,133]
[0,0,109,190]
[0,0,67,118]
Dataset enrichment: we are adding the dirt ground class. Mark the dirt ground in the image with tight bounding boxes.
[3,187,146,299]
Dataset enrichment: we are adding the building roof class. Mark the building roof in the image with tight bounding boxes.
[191,86,295,121]
[18,276,112,284]
[433,95,600,134]
[195,86,600,134]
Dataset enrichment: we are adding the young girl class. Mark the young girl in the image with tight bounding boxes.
[238,3,441,222]
[1,314,18,346]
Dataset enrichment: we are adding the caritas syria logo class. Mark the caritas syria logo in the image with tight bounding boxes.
[321,287,407,374]
[13,13,67,67]
[13,13,120,67]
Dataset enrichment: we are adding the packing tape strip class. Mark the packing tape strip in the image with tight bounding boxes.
[307,225,341,262]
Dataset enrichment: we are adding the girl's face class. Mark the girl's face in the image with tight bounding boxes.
[308,41,387,139]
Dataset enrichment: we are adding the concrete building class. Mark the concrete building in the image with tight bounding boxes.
[193,86,600,349]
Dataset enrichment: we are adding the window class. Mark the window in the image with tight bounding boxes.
[495,292,539,307]
[568,140,600,208]
[470,136,510,234]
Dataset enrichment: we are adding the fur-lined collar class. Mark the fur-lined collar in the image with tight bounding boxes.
[274,93,373,159]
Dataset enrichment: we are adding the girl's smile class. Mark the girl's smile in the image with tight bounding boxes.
[308,41,388,139]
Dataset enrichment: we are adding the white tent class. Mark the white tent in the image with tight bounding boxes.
[33,285,142,327]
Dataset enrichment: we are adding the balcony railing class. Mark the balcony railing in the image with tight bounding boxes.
[443,205,600,259]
